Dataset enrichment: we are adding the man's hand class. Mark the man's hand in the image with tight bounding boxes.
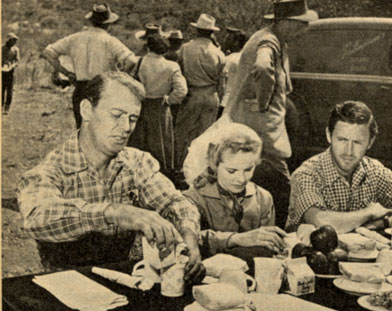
[104,203,183,251]
[229,226,288,253]
[181,229,205,284]
[368,202,392,221]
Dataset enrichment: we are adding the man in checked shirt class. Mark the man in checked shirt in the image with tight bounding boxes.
[285,101,392,233]
[17,71,204,282]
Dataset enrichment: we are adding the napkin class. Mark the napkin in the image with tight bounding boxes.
[202,254,248,278]
[193,284,249,310]
[92,267,154,291]
[33,270,128,311]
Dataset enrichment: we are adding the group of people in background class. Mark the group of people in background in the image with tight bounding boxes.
[13,0,392,281]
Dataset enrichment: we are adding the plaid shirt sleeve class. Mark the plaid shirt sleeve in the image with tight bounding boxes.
[17,165,113,243]
[285,171,327,232]
[377,164,392,209]
[134,152,200,236]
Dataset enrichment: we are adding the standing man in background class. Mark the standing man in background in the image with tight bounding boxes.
[2,32,20,115]
[42,3,137,129]
[175,13,226,173]
[224,0,318,228]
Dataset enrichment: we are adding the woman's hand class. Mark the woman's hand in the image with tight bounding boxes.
[229,226,288,253]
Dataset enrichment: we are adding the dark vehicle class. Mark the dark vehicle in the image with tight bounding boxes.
[287,17,392,170]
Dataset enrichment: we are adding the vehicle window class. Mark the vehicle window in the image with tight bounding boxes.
[290,29,391,76]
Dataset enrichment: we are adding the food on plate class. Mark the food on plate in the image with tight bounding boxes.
[377,249,392,275]
[327,249,348,275]
[338,233,376,256]
[339,262,386,284]
[306,250,329,275]
[367,290,392,310]
[356,227,391,246]
[310,225,338,255]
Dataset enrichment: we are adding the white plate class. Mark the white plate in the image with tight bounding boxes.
[385,228,392,236]
[357,295,389,311]
[348,249,379,262]
[333,278,392,296]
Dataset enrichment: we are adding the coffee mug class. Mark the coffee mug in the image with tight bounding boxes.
[132,259,161,283]
[219,268,256,293]
[160,262,186,297]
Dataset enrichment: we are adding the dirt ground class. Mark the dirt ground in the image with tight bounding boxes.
[2,86,75,277]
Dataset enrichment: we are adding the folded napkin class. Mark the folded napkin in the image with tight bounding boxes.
[193,284,253,311]
[92,267,154,291]
[33,270,128,311]
[202,254,248,278]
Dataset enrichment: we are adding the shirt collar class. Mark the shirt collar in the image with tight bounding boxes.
[321,148,368,187]
[60,132,125,174]
[198,181,256,199]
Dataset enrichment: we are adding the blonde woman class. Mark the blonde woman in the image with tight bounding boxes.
[183,123,287,260]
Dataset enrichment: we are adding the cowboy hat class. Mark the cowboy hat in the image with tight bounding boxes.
[190,14,220,31]
[264,0,318,22]
[135,23,168,41]
[6,32,19,41]
[168,30,184,41]
[85,3,119,24]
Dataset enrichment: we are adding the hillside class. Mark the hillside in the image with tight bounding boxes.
[2,0,392,88]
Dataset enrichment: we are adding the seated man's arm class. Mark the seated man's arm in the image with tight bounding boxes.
[18,166,113,243]
[304,203,391,234]
[287,171,392,233]
[133,153,204,281]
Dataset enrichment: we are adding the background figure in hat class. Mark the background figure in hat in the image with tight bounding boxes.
[135,23,165,56]
[175,13,226,174]
[42,3,137,129]
[2,33,20,115]
[224,0,318,229]
[218,27,249,118]
[129,34,187,177]
[164,30,185,124]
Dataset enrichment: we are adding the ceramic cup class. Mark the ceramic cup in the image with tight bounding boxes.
[219,268,256,294]
[160,262,186,297]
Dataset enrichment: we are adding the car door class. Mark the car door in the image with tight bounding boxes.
[289,20,392,169]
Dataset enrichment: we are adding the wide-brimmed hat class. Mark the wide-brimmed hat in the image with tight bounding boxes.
[190,14,220,31]
[85,3,119,24]
[168,30,184,41]
[264,0,318,22]
[6,32,19,41]
[135,23,168,41]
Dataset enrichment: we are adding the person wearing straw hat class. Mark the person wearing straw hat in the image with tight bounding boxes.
[129,34,187,177]
[2,32,20,115]
[42,3,137,129]
[135,23,168,56]
[175,13,226,174]
[224,0,318,229]
[164,30,184,62]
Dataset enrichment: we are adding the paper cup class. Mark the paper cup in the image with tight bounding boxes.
[161,262,186,297]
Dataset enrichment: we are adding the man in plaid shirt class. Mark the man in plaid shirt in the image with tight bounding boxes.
[18,71,204,281]
[286,101,392,233]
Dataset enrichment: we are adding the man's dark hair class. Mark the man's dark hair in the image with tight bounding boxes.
[147,34,170,55]
[328,101,378,140]
[84,72,145,108]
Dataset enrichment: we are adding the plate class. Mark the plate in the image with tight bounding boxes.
[385,228,392,236]
[201,276,219,284]
[348,249,379,262]
[333,278,392,296]
[357,295,389,311]
[315,274,341,279]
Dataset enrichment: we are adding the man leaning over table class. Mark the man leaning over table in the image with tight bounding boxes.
[17,71,204,282]
[285,101,392,233]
